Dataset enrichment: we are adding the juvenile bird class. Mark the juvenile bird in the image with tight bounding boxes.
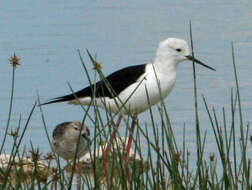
[52,121,90,161]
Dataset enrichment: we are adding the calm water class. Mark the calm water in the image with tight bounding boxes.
[0,0,251,161]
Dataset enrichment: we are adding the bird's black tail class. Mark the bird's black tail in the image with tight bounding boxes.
[39,93,75,106]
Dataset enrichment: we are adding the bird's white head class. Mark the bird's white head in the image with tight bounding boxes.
[154,38,215,71]
[155,38,190,66]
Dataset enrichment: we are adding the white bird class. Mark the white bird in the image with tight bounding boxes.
[42,38,215,163]
[52,121,91,161]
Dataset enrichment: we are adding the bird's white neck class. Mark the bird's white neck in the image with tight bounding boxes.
[153,55,178,74]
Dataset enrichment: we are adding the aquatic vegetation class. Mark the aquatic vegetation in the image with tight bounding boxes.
[0,31,251,189]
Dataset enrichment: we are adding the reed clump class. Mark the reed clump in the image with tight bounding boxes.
[0,34,251,190]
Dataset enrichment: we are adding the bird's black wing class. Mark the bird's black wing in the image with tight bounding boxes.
[41,64,146,105]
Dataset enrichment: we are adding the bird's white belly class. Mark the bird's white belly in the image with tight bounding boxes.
[91,72,176,115]
[121,74,175,114]
[52,137,89,160]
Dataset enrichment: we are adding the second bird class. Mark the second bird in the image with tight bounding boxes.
[52,121,91,162]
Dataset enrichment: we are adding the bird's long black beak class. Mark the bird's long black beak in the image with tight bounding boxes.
[82,133,91,143]
[82,127,91,143]
[186,55,216,71]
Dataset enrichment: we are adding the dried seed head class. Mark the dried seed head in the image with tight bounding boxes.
[173,153,180,163]
[8,128,19,138]
[9,53,20,68]
[209,153,215,162]
[92,60,102,70]
[29,149,41,162]
[44,152,55,161]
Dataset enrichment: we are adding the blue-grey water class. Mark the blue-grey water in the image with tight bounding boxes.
[0,0,251,168]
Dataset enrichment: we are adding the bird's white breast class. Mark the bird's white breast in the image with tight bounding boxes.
[52,135,89,160]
